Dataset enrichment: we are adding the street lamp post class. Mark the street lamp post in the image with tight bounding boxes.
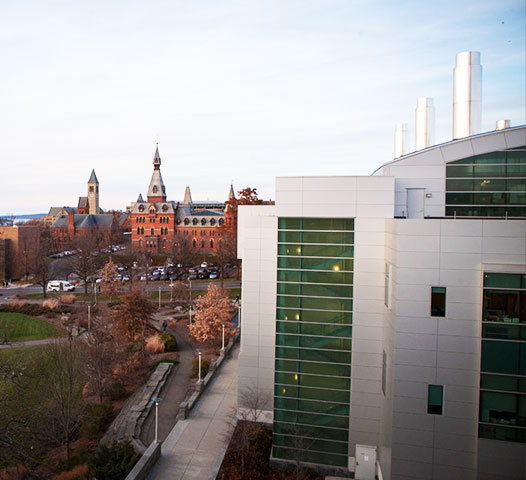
[221,323,225,351]
[197,350,202,383]
[93,281,97,304]
[188,279,192,325]
[170,280,173,303]
[158,286,161,310]
[153,396,162,442]
[88,305,91,330]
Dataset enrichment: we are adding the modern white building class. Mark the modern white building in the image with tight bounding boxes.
[236,53,526,480]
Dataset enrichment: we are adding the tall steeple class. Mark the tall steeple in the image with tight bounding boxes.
[183,186,192,205]
[147,144,167,202]
[227,184,236,202]
[88,169,100,214]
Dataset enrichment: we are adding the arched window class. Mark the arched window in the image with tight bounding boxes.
[184,218,190,225]
[210,240,214,248]
[139,239,143,248]
[210,218,216,226]
[141,227,144,235]
[162,240,166,249]
[162,204,168,212]
[201,218,207,225]
[153,185,158,193]
[219,218,224,225]
[192,218,198,225]
[176,218,181,225]
[192,239,197,248]
[137,227,140,234]
[201,240,205,248]
[139,204,144,212]
[151,228,154,235]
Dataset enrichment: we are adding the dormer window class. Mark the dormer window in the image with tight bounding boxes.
[210,218,216,226]
[219,218,224,225]
[176,218,181,225]
[184,218,190,225]
[153,185,158,193]
[162,204,168,212]
[138,205,144,212]
[192,218,198,225]
[201,218,207,225]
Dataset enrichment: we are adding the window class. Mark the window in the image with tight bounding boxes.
[201,240,205,248]
[153,185,158,193]
[384,263,391,309]
[382,351,387,396]
[140,227,144,235]
[151,228,154,235]
[427,385,443,415]
[192,239,197,248]
[162,240,166,249]
[210,240,214,248]
[210,218,216,226]
[431,287,446,317]
[139,239,143,248]
[137,227,140,235]
[89,186,94,192]
[201,218,207,225]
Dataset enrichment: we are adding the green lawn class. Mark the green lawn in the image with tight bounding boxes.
[0,312,66,342]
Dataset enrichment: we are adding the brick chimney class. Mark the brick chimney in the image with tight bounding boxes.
[67,211,75,236]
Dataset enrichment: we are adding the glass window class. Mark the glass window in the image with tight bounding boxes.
[428,384,444,415]
[431,287,446,317]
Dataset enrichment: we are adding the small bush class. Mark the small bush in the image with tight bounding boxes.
[60,294,76,304]
[125,339,145,353]
[103,381,127,401]
[88,440,140,480]
[54,464,89,480]
[43,298,60,310]
[191,357,210,378]
[145,335,165,354]
[107,300,123,308]
[81,402,114,438]
[160,333,178,352]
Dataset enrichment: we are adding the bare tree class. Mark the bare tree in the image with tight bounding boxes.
[215,226,237,287]
[28,223,56,298]
[85,317,119,403]
[112,288,156,342]
[37,337,87,461]
[71,235,100,295]
[171,232,193,271]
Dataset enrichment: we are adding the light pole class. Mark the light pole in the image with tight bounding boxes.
[188,279,192,325]
[153,396,162,442]
[197,350,202,383]
[93,281,97,304]
[158,286,162,310]
[88,305,91,330]
[170,280,173,303]
[221,323,225,352]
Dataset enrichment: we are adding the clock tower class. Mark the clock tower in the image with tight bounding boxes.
[88,169,100,215]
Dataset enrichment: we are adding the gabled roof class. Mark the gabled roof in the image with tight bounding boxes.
[88,169,99,184]
[137,193,144,202]
[47,207,76,217]
[78,197,88,209]
[52,214,113,229]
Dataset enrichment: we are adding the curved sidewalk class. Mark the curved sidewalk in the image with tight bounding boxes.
[147,344,239,480]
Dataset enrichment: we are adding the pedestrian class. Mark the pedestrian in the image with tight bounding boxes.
[162,320,168,332]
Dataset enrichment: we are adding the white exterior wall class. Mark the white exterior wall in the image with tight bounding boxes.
[374,126,526,218]
[391,219,526,480]
[237,205,277,418]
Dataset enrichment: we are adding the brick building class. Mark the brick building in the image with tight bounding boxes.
[0,225,41,281]
[131,146,236,253]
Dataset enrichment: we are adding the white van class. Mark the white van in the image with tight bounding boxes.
[47,280,75,292]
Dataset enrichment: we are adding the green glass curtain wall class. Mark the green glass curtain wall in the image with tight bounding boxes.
[480,273,526,443]
[273,217,354,468]
[445,146,526,217]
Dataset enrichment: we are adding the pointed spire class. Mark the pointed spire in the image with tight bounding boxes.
[88,169,99,184]
[184,186,192,204]
[137,193,144,202]
[153,144,161,168]
[227,184,236,201]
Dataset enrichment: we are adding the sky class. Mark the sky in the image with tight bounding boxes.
[1,0,525,215]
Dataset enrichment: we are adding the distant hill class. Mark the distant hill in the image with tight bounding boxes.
[15,213,47,220]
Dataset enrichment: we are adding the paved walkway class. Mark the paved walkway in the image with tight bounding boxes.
[147,344,239,480]
[140,318,194,445]
[0,336,66,350]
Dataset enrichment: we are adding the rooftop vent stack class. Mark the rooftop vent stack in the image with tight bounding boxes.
[415,97,435,150]
[496,119,511,130]
[394,123,408,158]
[453,51,482,139]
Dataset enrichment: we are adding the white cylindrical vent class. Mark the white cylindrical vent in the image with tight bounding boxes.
[394,123,408,158]
[415,97,435,150]
[496,119,511,130]
[453,51,482,139]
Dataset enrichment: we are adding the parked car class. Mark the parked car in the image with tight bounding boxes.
[209,272,218,279]
[47,280,75,292]
[188,273,198,280]
[169,274,178,281]
[200,262,208,268]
